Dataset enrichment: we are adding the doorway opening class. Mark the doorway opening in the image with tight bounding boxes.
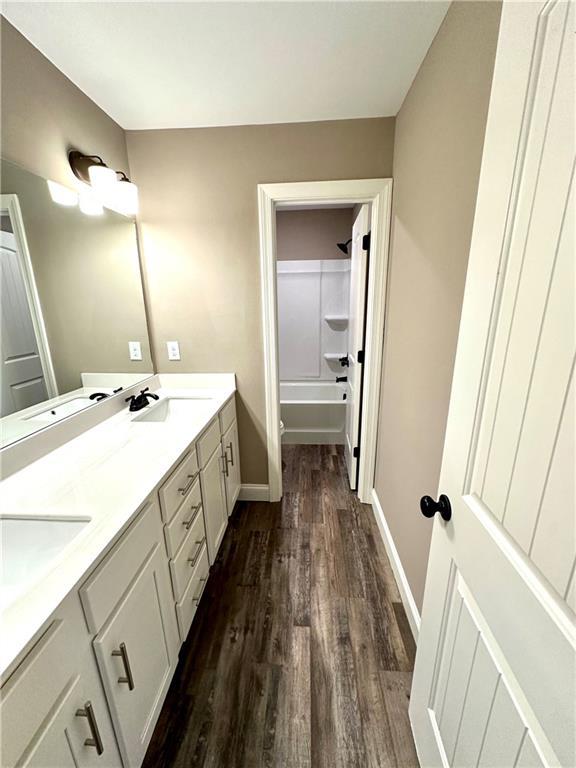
[276,203,370,491]
[258,179,392,503]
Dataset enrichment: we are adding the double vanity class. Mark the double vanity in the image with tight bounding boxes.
[0,374,241,767]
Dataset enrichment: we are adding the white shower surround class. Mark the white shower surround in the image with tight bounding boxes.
[277,259,350,381]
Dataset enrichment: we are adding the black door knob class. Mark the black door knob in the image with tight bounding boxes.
[420,494,452,522]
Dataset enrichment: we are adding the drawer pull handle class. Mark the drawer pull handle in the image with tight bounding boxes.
[221,453,229,477]
[227,441,234,467]
[183,503,202,530]
[75,700,104,755]
[111,642,135,690]
[193,576,208,603]
[178,472,198,496]
[187,537,206,567]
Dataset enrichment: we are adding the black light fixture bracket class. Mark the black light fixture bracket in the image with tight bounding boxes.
[68,150,105,183]
[68,150,133,185]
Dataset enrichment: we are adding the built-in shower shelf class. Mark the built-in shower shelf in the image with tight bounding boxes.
[324,353,347,362]
[324,315,348,324]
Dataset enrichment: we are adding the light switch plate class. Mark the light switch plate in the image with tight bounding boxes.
[167,340,181,361]
[128,341,142,361]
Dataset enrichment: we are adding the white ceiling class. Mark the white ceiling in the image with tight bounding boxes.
[3,1,449,131]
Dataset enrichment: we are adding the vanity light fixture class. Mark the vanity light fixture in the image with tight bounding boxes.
[47,180,78,207]
[68,150,139,216]
[78,188,104,216]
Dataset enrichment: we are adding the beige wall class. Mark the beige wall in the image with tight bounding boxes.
[276,208,353,261]
[374,1,501,611]
[0,19,129,185]
[126,118,394,484]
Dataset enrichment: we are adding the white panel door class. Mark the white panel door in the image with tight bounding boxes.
[345,204,370,489]
[0,232,48,416]
[410,3,575,767]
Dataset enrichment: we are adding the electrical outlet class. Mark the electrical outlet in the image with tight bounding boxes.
[128,341,142,361]
[167,340,181,361]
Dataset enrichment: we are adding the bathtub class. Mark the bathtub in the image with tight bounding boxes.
[280,381,346,444]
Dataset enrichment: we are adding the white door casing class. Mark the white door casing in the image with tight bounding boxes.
[258,179,392,503]
[345,204,370,489]
[410,3,575,767]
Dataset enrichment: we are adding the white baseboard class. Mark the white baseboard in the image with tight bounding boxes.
[239,484,270,502]
[371,488,421,642]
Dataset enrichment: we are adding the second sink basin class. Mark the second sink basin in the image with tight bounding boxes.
[0,517,90,609]
[132,397,214,423]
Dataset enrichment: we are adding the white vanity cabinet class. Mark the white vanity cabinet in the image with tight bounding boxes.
[79,498,179,768]
[0,595,122,768]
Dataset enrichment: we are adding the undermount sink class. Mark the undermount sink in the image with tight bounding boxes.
[25,397,94,424]
[131,397,214,423]
[0,517,90,608]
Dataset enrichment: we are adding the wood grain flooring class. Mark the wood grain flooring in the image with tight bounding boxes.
[142,444,419,768]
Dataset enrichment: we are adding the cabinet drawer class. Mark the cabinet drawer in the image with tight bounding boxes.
[196,418,221,467]
[80,498,162,633]
[175,545,209,641]
[163,477,202,558]
[169,512,206,601]
[158,449,199,524]
[219,396,237,434]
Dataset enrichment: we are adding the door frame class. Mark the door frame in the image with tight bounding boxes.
[258,179,393,502]
[0,194,58,398]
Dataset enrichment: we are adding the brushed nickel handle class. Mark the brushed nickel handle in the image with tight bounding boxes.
[187,537,205,567]
[111,642,135,690]
[227,441,234,467]
[178,472,198,496]
[193,576,207,603]
[221,453,229,477]
[75,701,104,755]
[182,503,201,530]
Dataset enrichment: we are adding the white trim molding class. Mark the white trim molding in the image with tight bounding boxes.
[371,487,421,642]
[258,179,393,503]
[239,484,270,502]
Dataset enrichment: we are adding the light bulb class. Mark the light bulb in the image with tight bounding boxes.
[47,180,78,207]
[110,179,139,216]
[88,163,117,193]
[79,188,103,216]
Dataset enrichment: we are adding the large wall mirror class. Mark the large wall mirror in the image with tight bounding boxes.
[0,159,153,447]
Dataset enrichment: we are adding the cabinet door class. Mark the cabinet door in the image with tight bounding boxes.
[93,543,179,767]
[0,596,121,768]
[222,420,241,516]
[25,675,120,768]
[200,446,227,563]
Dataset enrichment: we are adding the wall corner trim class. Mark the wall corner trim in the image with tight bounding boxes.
[239,484,270,502]
[371,488,421,642]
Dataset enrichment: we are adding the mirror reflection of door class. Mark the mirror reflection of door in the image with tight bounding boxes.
[0,219,54,417]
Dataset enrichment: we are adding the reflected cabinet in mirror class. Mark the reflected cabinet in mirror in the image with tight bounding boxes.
[0,159,153,447]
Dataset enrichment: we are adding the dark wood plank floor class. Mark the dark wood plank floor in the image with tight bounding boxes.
[143,444,419,768]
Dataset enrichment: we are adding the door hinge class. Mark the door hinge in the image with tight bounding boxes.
[353,446,360,458]
[357,350,365,364]
[362,232,371,251]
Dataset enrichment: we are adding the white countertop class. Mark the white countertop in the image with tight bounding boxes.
[0,376,235,680]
